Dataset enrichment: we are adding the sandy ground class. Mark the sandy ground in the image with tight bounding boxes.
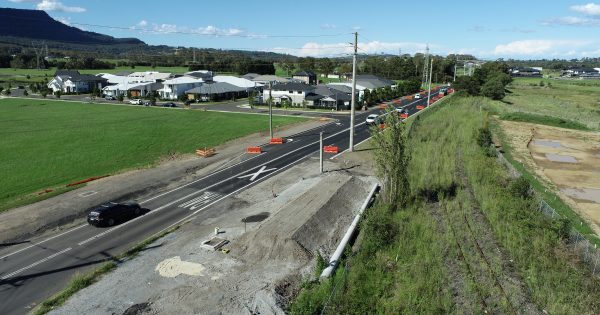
[499,120,600,235]
[0,119,331,244]
[48,146,377,315]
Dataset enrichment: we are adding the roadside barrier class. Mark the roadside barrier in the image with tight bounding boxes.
[269,138,284,144]
[196,147,216,157]
[66,175,109,187]
[400,113,409,119]
[246,146,262,154]
[323,145,339,154]
[393,99,401,104]
[379,123,386,130]
[406,95,413,100]
[416,105,425,110]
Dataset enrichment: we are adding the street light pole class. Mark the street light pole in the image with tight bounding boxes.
[349,32,358,152]
[269,81,273,139]
[427,59,433,106]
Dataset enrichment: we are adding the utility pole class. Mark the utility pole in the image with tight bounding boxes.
[269,81,273,139]
[422,44,430,88]
[319,132,323,174]
[193,48,196,63]
[426,60,433,107]
[349,32,358,152]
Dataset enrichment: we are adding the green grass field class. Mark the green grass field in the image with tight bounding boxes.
[483,77,600,130]
[291,96,600,314]
[0,98,305,211]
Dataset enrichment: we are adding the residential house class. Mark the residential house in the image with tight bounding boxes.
[305,84,354,110]
[213,75,263,91]
[293,70,317,85]
[328,74,395,99]
[185,70,214,82]
[159,76,204,100]
[510,67,542,77]
[242,73,260,80]
[100,71,170,97]
[262,82,315,106]
[128,82,164,98]
[47,70,107,93]
[252,75,291,86]
[186,82,246,102]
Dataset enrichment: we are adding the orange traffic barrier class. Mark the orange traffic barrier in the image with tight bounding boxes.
[400,113,409,119]
[406,95,413,100]
[246,146,262,154]
[416,105,425,110]
[196,147,216,157]
[379,123,386,130]
[393,99,401,104]
[66,175,109,187]
[323,145,339,154]
[270,138,284,144]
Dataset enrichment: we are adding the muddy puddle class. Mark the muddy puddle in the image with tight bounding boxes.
[533,139,563,148]
[545,153,578,163]
[561,188,600,204]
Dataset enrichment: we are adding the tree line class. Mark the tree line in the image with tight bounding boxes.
[453,61,512,100]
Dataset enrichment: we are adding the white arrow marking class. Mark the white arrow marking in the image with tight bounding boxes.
[238,165,277,181]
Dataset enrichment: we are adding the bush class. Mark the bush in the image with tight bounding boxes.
[477,126,492,148]
[481,76,506,100]
[509,176,532,199]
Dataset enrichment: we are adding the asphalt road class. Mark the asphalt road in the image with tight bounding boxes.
[0,88,441,315]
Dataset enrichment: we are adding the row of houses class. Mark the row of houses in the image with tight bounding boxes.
[46,69,395,109]
[560,68,600,79]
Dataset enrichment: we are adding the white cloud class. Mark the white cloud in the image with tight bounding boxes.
[270,41,431,57]
[493,39,592,56]
[542,16,600,26]
[135,22,247,37]
[8,0,38,2]
[320,24,337,29]
[570,3,600,16]
[138,20,147,27]
[36,0,85,13]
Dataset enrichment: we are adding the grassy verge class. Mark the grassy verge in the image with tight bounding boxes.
[499,112,590,130]
[32,225,181,315]
[0,98,305,212]
[291,96,600,314]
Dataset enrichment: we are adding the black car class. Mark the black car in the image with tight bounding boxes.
[87,202,142,227]
[162,102,178,108]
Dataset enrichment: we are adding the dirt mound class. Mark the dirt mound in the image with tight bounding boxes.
[231,173,372,266]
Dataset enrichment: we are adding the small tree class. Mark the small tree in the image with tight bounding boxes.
[371,108,410,210]
[3,89,11,96]
[55,90,61,98]
[23,89,28,96]
[41,90,47,98]
[117,94,124,102]
[481,77,505,100]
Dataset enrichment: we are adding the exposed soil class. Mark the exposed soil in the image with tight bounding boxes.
[48,149,377,314]
[499,120,600,236]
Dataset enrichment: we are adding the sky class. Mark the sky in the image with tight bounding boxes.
[3,0,600,59]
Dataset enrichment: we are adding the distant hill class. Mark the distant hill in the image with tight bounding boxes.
[0,8,144,46]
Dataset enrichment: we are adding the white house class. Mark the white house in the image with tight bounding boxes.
[262,82,315,105]
[213,75,263,91]
[159,76,204,100]
[47,70,107,93]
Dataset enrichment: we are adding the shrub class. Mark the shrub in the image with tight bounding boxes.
[509,176,532,199]
[481,76,506,100]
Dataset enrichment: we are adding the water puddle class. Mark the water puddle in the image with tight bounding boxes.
[545,153,578,163]
[561,188,600,204]
[533,139,563,148]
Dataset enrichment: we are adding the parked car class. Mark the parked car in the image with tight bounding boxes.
[439,87,448,96]
[414,94,421,99]
[104,95,116,100]
[162,102,178,108]
[366,114,380,125]
[143,100,152,106]
[129,99,142,105]
[87,202,142,227]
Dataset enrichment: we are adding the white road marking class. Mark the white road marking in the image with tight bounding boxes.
[78,191,97,197]
[178,191,222,210]
[1,247,72,280]
[237,165,277,181]
[0,224,87,261]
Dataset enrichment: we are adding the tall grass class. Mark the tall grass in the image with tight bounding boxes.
[291,96,600,314]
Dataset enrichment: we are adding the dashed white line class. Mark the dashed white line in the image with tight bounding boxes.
[0,224,86,261]
[1,247,72,280]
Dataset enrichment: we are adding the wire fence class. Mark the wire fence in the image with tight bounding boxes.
[538,200,600,276]
[320,262,348,315]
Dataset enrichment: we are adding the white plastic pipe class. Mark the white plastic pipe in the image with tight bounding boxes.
[320,183,379,279]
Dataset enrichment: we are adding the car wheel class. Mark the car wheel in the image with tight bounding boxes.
[107,218,115,226]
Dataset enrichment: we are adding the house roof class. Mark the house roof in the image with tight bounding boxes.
[213,75,262,89]
[270,82,315,92]
[242,73,260,80]
[252,75,290,83]
[114,70,133,76]
[312,85,353,101]
[54,70,80,77]
[65,73,107,82]
[293,70,316,77]
[163,76,204,85]
[186,72,213,80]
[355,74,395,89]
[186,82,246,95]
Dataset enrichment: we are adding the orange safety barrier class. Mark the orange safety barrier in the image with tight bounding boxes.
[323,145,339,154]
[406,95,413,100]
[246,146,262,154]
[379,123,386,130]
[270,137,284,144]
[400,113,409,119]
[66,175,109,187]
[416,105,425,110]
[393,99,401,104]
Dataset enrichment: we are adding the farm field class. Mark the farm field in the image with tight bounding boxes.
[0,98,305,212]
[485,77,600,130]
[291,96,600,314]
